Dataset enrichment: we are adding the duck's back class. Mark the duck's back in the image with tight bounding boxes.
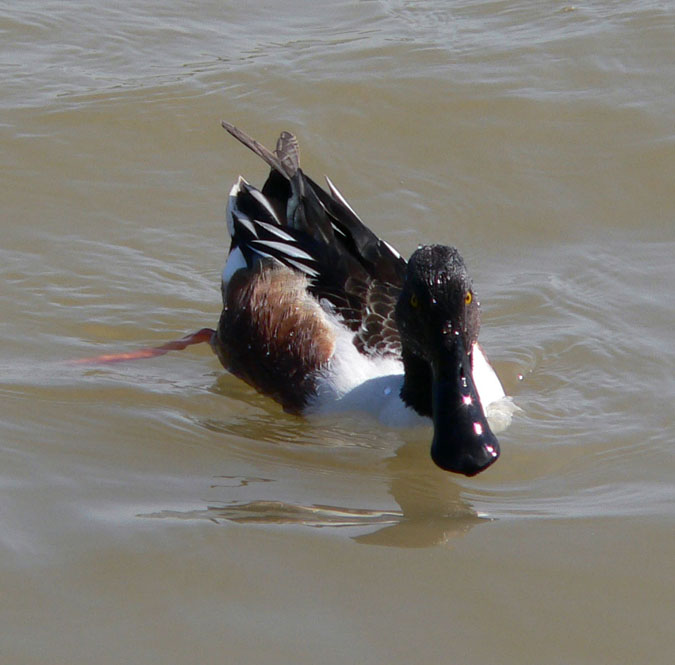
[213,124,409,413]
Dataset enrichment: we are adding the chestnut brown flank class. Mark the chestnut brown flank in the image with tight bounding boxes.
[213,262,335,413]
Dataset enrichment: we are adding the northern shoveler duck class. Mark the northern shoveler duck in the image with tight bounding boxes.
[212,121,507,476]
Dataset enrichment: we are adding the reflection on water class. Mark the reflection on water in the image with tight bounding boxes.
[142,501,405,528]
[141,500,483,548]
[139,440,486,548]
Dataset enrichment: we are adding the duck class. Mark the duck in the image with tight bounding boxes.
[212,121,506,477]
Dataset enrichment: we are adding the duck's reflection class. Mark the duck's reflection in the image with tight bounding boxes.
[140,412,490,547]
[352,440,488,547]
[141,372,491,546]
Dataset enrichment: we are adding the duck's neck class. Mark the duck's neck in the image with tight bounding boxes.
[399,348,433,417]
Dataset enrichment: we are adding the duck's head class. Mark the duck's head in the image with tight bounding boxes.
[395,245,500,476]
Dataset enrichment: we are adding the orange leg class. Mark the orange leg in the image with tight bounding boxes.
[71,327,215,365]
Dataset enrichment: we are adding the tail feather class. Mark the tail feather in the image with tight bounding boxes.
[221,120,407,286]
[221,120,293,179]
[275,131,300,177]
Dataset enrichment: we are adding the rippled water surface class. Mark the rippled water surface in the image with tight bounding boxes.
[2,1,674,663]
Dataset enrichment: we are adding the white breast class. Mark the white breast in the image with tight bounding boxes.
[309,326,510,430]
[472,343,506,409]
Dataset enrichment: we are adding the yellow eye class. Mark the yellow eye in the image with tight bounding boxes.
[410,293,419,308]
[465,291,473,305]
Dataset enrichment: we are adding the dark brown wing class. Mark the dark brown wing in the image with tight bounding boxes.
[222,121,408,356]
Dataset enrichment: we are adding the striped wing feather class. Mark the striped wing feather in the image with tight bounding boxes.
[223,121,408,356]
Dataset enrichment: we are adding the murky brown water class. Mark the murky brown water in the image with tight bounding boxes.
[2,1,674,663]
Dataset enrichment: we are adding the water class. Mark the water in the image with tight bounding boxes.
[2,1,674,663]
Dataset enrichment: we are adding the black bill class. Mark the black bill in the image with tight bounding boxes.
[430,332,500,476]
